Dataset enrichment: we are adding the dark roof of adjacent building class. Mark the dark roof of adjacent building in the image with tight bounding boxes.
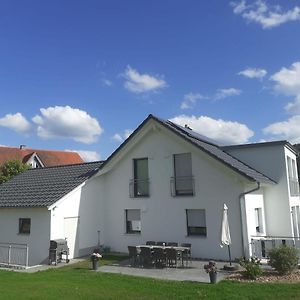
[0,146,84,167]
[0,161,103,208]
[223,140,298,155]
[101,114,276,184]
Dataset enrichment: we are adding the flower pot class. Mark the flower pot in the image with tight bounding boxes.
[92,260,99,271]
[209,272,217,284]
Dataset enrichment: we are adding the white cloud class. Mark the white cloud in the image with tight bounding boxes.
[170,115,254,144]
[180,92,207,109]
[102,79,113,87]
[214,88,242,100]
[66,149,101,162]
[238,67,267,79]
[263,115,300,143]
[32,106,103,144]
[112,129,133,142]
[231,0,300,29]
[123,66,167,93]
[270,61,300,114]
[0,112,31,134]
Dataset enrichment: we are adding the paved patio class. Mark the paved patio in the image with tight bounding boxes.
[98,259,234,283]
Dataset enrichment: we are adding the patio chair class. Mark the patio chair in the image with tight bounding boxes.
[156,241,166,246]
[146,241,156,245]
[140,246,154,268]
[165,247,177,268]
[166,242,178,246]
[128,246,139,267]
[152,247,166,268]
[181,243,192,266]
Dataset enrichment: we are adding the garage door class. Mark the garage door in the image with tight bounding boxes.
[64,217,80,258]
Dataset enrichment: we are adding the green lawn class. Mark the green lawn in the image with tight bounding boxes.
[0,255,299,300]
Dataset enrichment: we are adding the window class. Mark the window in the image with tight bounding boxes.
[125,209,141,234]
[186,209,206,236]
[132,158,149,197]
[254,208,263,233]
[19,218,31,234]
[287,156,299,197]
[173,153,194,196]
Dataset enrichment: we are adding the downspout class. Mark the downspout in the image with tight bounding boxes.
[239,181,260,258]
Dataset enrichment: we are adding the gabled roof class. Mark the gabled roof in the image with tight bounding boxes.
[0,161,103,208]
[101,114,276,184]
[0,147,84,167]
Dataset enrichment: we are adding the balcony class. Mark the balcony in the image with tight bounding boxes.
[289,177,300,197]
[129,179,150,198]
[170,176,194,197]
[251,235,300,263]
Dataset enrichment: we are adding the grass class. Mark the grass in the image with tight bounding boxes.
[0,255,299,300]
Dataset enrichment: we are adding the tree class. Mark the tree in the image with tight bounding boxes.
[0,160,29,184]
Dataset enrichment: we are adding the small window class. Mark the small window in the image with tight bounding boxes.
[125,209,141,234]
[186,209,206,236]
[254,208,263,233]
[19,218,31,234]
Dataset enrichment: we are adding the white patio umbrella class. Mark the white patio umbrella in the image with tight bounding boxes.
[220,203,232,265]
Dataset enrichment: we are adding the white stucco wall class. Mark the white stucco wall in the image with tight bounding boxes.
[244,192,266,256]
[0,208,50,266]
[97,123,252,261]
[50,177,105,259]
[226,144,298,237]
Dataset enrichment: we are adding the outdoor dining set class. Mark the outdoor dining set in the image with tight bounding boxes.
[128,241,191,268]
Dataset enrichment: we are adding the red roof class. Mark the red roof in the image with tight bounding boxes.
[0,147,84,167]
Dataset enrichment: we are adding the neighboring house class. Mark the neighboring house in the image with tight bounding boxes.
[0,162,103,266]
[0,114,299,267]
[0,146,84,168]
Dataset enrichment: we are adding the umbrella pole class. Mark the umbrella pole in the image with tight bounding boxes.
[228,245,232,266]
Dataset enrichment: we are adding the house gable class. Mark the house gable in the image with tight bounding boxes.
[97,115,275,185]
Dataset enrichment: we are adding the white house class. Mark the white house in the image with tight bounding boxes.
[0,162,103,266]
[0,114,299,267]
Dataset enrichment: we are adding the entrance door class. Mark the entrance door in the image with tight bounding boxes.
[64,217,80,258]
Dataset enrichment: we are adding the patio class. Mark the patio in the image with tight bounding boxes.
[98,258,233,283]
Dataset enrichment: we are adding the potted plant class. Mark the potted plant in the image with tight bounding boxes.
[204,261,218,284]
[91,249,102,270]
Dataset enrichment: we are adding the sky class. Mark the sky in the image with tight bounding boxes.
[1,0,300,161]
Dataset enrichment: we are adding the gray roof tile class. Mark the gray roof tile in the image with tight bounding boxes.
[0,161,103,208]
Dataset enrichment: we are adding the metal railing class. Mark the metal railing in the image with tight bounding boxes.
[170,176,195,197]
[0,243,29,268]
[289,178,300,197]
[251,236,300,263]
[129,179,150,198]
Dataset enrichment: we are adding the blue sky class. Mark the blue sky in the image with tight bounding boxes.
[1,0,300,161]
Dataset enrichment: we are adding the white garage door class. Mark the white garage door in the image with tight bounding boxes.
[64,217,80,258]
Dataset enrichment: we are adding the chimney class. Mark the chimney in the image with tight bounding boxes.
[19,144,26,150]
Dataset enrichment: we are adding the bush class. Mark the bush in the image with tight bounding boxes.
[239,257,263,280]
[268,245,299,275]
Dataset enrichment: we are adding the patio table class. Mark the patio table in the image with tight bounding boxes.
[136,245,190,267]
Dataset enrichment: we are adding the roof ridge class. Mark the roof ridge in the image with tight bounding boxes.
[27,160,104,171]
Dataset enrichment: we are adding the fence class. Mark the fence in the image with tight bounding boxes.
[251,236,300,263]
[0,243,28,268]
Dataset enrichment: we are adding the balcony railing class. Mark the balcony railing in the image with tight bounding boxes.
[129,179,150,198]
[289,177,300,197]
[251,235,300,263]
[170,176,194,197]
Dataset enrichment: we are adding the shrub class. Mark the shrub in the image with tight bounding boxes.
[268,245,299,275]
[239,257,263,280]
